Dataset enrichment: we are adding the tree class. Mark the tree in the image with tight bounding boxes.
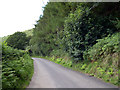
[63,4,118,61]
[30,2,79,56]
[6,32,30,50]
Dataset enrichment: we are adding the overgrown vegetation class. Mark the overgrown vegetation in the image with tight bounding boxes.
[2,43,33,88]
[30,2,119,60]
[2,2,120,88]
[30,2,80,56]
[44,32,119,85]
[63,7,117,61]
[6,32,30,50]
[30,2,119,86]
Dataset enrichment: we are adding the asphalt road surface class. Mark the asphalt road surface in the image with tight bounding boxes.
[27,58,118,88]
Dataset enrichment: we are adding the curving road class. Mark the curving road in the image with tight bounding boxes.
[27,58,118,88]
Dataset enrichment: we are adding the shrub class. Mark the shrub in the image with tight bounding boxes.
[83,32,119,85]
[63,7,118,61]
[6,32,30,50]
[2,43,33,88]
[84,32,120,61]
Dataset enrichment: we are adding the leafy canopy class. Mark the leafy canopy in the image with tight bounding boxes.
[6,32,30,50]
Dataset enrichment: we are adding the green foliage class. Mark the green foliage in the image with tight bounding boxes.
[63,6,118,61]
[30,2,119,86]
[50,49,69,58]
[107,68,114,76]
[23,29,33,37]
[55,58,62,64]
[91,2,120,18]
[82,32,119,85]
[49,55,73,68]
[85,32,120,61]
[30,2,79,56]
[111,18,120,29]
[0,36,9,44]
[30,2,119,62]
[81,64,87,70]
[2,43,33,88]
[6,32,30,50]
[50,56,55,61]
[45,32,119,85]
[68,61,72,67]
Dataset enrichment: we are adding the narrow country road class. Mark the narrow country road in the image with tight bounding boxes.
[27,58,118,88]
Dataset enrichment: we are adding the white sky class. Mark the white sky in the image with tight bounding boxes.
[0,0,49,37]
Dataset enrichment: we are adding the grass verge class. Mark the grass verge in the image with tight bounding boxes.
[33,55,119,87]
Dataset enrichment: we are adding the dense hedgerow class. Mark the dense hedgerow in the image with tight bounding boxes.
[2,43,33,88]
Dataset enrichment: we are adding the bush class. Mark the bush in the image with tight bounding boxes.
[2,43,33,88]
[6,32,30,50]
[84,32,120,61]
[63,7,118,61]
[82,32,119,85]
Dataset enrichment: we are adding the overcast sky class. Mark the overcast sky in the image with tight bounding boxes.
[0,0,49,37]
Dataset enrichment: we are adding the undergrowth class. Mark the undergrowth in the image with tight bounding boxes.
[36,32,119,86]
[2,43,34,89]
